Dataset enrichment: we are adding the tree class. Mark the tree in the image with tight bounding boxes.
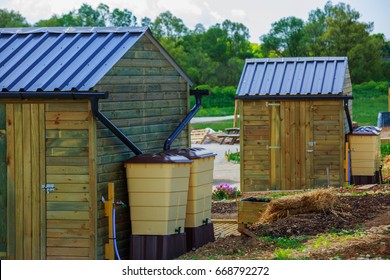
[152,11,189,40]
[304,1,383,82]
[322,2,373,56]
[35,11,81,27]
[348,35,383,83]
[141,17,152,28]
[260,16,306,57]
[201,24,229,64]
[303,5,329,56]
[76,3,106,26]
[110,8,137,27]
[0,8,29,27]
[222,19,250,58]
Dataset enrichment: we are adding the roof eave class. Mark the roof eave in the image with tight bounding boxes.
[0,91,108,100]
[236,94,353,100]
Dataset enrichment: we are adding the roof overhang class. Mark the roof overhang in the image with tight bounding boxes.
[236,94,353,100]
[0,91,108,100]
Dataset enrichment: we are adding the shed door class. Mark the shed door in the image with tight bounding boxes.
[6,104,46,259]
[269,101,315,190]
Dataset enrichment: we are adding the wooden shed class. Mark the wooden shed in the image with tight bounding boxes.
[0,27,193,259]
[236,57,353,192]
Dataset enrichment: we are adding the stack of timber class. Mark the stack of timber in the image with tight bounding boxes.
[190,129,211,144]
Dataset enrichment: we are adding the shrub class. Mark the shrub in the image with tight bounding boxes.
[225,149,240,163]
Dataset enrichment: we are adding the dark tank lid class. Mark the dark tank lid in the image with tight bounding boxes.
[125,153,193,164]
[166,147,217,159]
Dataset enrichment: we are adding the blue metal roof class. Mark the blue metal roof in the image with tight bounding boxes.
[236,57,349,97]
[0,27,148,92]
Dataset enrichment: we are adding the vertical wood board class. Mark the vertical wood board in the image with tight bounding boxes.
[6,104,45,259]
[0,104,6,256]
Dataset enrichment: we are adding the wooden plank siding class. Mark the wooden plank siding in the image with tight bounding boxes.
[240,100,270,192]
[312,100,344,186]
[94,35,190,259]
[45,102,95,260]
[240,99,344,192]
[5,104,45,259]
[0,104,6,259]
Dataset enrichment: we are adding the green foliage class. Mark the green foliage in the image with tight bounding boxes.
[190,120,236,132]
[190,86,237,108]
[352,81,388,126]
[273,248,293,260]
[152,11,188,41]
[225,149,240,163]
[381,142,390,158]
[0,8,29,27]
[260,1,388,83]
[260,16,306,57]
[195,107,235,117]
[212,184,241,201]
[1,2,389,85]
[274,237,307,250]
[110,8,137,27]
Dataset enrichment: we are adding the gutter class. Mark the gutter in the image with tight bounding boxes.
[163,89,209,151]
[0,91,143,155]
[236,94,354,101]
[0,91,108,99]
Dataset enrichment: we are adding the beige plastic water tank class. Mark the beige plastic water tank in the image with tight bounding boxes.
[124,153,192,235]
[168,148,216,228]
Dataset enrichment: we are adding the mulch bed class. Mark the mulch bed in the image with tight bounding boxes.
[211,188,390,237]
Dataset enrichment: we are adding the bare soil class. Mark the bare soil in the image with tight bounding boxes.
[179,185,390,260]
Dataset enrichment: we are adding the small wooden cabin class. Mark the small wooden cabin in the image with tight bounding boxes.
[236,57,353,192]
[0,27,193,259]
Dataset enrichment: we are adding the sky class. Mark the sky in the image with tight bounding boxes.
[0,0,388,42]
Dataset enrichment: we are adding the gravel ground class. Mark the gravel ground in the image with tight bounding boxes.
[191,142,240,190]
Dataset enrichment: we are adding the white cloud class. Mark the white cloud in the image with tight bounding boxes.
[157,0,202,16]
[202,1,222,21]
[231,9,246,20]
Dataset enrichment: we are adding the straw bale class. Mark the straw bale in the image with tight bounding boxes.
[258,189,340,224]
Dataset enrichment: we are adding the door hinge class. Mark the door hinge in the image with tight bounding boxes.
[41,184,55,193]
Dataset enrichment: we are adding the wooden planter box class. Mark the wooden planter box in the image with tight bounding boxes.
[238,197,271,225]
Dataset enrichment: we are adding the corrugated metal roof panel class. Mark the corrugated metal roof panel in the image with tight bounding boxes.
[236,57,348,97]
[352,126,381,136]
[0,27,147,92]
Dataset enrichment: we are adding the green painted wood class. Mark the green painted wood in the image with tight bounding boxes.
[93,36,191,259]
[0,104,6,255]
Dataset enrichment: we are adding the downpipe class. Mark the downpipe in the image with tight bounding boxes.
[164,89,209,151]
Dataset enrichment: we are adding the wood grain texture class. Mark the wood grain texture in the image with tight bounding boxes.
[241,99,344,191]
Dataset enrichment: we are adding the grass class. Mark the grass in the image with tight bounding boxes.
[195,106,235,117]
[351,81,388,126]
[190,119,238,132]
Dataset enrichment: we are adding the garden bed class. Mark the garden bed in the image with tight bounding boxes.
[179,185,390,260]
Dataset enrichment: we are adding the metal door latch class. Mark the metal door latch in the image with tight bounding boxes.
[41,184,55,193]
[266,145,281,150]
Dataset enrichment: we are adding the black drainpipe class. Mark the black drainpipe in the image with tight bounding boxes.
[90,97,143,155]
[344,98,353,134]
[163,89,209,151]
